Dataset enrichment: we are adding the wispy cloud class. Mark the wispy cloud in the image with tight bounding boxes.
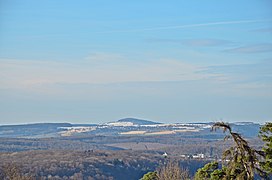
[202,61,272,84]
[0,56,219,92]
[1,54,271,98]
[253,28,272,33]
[225,43,272,53]
[97,19,271,33]
[198,62,272,97]
[147,38,231,47]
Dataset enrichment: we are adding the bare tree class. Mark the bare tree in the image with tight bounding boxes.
[0,163,34,180]
[157,161,190,180]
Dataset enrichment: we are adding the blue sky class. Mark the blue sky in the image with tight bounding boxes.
[0,0,272,124]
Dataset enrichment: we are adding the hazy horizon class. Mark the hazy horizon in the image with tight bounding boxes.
[0,116,266,126]
[1,1,272,125]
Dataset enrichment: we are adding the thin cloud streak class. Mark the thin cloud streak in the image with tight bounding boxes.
[225,43,272,53]
[253,28,272,33]
[97,19,271,33]
[146,38,232,47]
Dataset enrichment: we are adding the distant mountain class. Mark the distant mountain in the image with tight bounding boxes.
[117,118,161,125]
[0,120,261,138]
[0,123,73,138]
[1,123,72,129]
